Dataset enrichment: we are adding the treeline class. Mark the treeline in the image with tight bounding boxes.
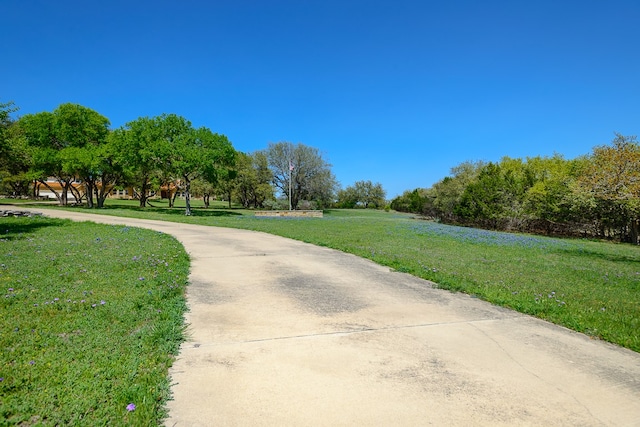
[391,134,640,244]
[0,101,387,213]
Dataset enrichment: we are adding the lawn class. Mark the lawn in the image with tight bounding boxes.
[0,216,190,425]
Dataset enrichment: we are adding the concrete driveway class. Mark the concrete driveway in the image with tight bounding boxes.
[19,209,640,426]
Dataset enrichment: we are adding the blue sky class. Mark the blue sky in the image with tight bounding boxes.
[2,0,639,197]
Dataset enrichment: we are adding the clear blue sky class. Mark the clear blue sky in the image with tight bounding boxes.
[2,0,639,197]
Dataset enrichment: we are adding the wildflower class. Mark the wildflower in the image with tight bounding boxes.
[0,377,3,381]
[8,288,13,292]
[100,300,106,305]
[54,298,59,301]
[29,361,35,365]
[92,304,97,308]
[126,403,136,411]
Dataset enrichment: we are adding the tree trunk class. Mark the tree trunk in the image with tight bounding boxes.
[85,181,95,208]
[170,189,178,208]
[631,219,639,245]
[69,183,84,205]
[95,180,110,209]
[139,179,149,208]
[39,179,64,205]
[184,177,192,216]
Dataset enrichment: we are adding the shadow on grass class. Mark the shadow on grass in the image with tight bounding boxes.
[556,247,640,264]
[0,217,69,241]
[99,204,243,217]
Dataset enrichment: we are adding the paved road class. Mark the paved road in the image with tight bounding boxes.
[20,209,640,426]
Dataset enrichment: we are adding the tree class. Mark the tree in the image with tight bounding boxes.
[337,180,386,208]
[168,122,236,216]
[265,141,337,210]
[577,133,640,243]
[426,161,484,221]
[113,114,236,214]
[18,104,110,206]
[191,178,216,208]
[111,116,170,208]
[0,100,18,164]
[336,186,359,208]
[454,162,524,229]
[233,151,273,208]
[390,188,429,213]
[0,101,33,197]
[522,155,583,234]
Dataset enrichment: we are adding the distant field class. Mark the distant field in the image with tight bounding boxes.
[3,199,639,353]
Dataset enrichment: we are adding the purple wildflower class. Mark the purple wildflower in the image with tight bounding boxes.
[29,360,35,365]
[100,300,106,305]
[126,403,136,411]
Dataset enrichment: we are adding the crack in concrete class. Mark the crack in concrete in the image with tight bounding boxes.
[184,316,529,349]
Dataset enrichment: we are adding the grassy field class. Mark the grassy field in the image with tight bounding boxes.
[0,216,190,425]
[30,199,638,353]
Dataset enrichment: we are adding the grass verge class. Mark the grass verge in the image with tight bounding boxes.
[0,216,189,425]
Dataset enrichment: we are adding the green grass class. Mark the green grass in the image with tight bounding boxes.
[42,201,640,352]
[0,216,190,426]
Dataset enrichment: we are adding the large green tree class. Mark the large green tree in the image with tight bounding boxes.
[168,121,236,216]
[19,104,110,206]
[113,114,236,214]
[111,116,169,207]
